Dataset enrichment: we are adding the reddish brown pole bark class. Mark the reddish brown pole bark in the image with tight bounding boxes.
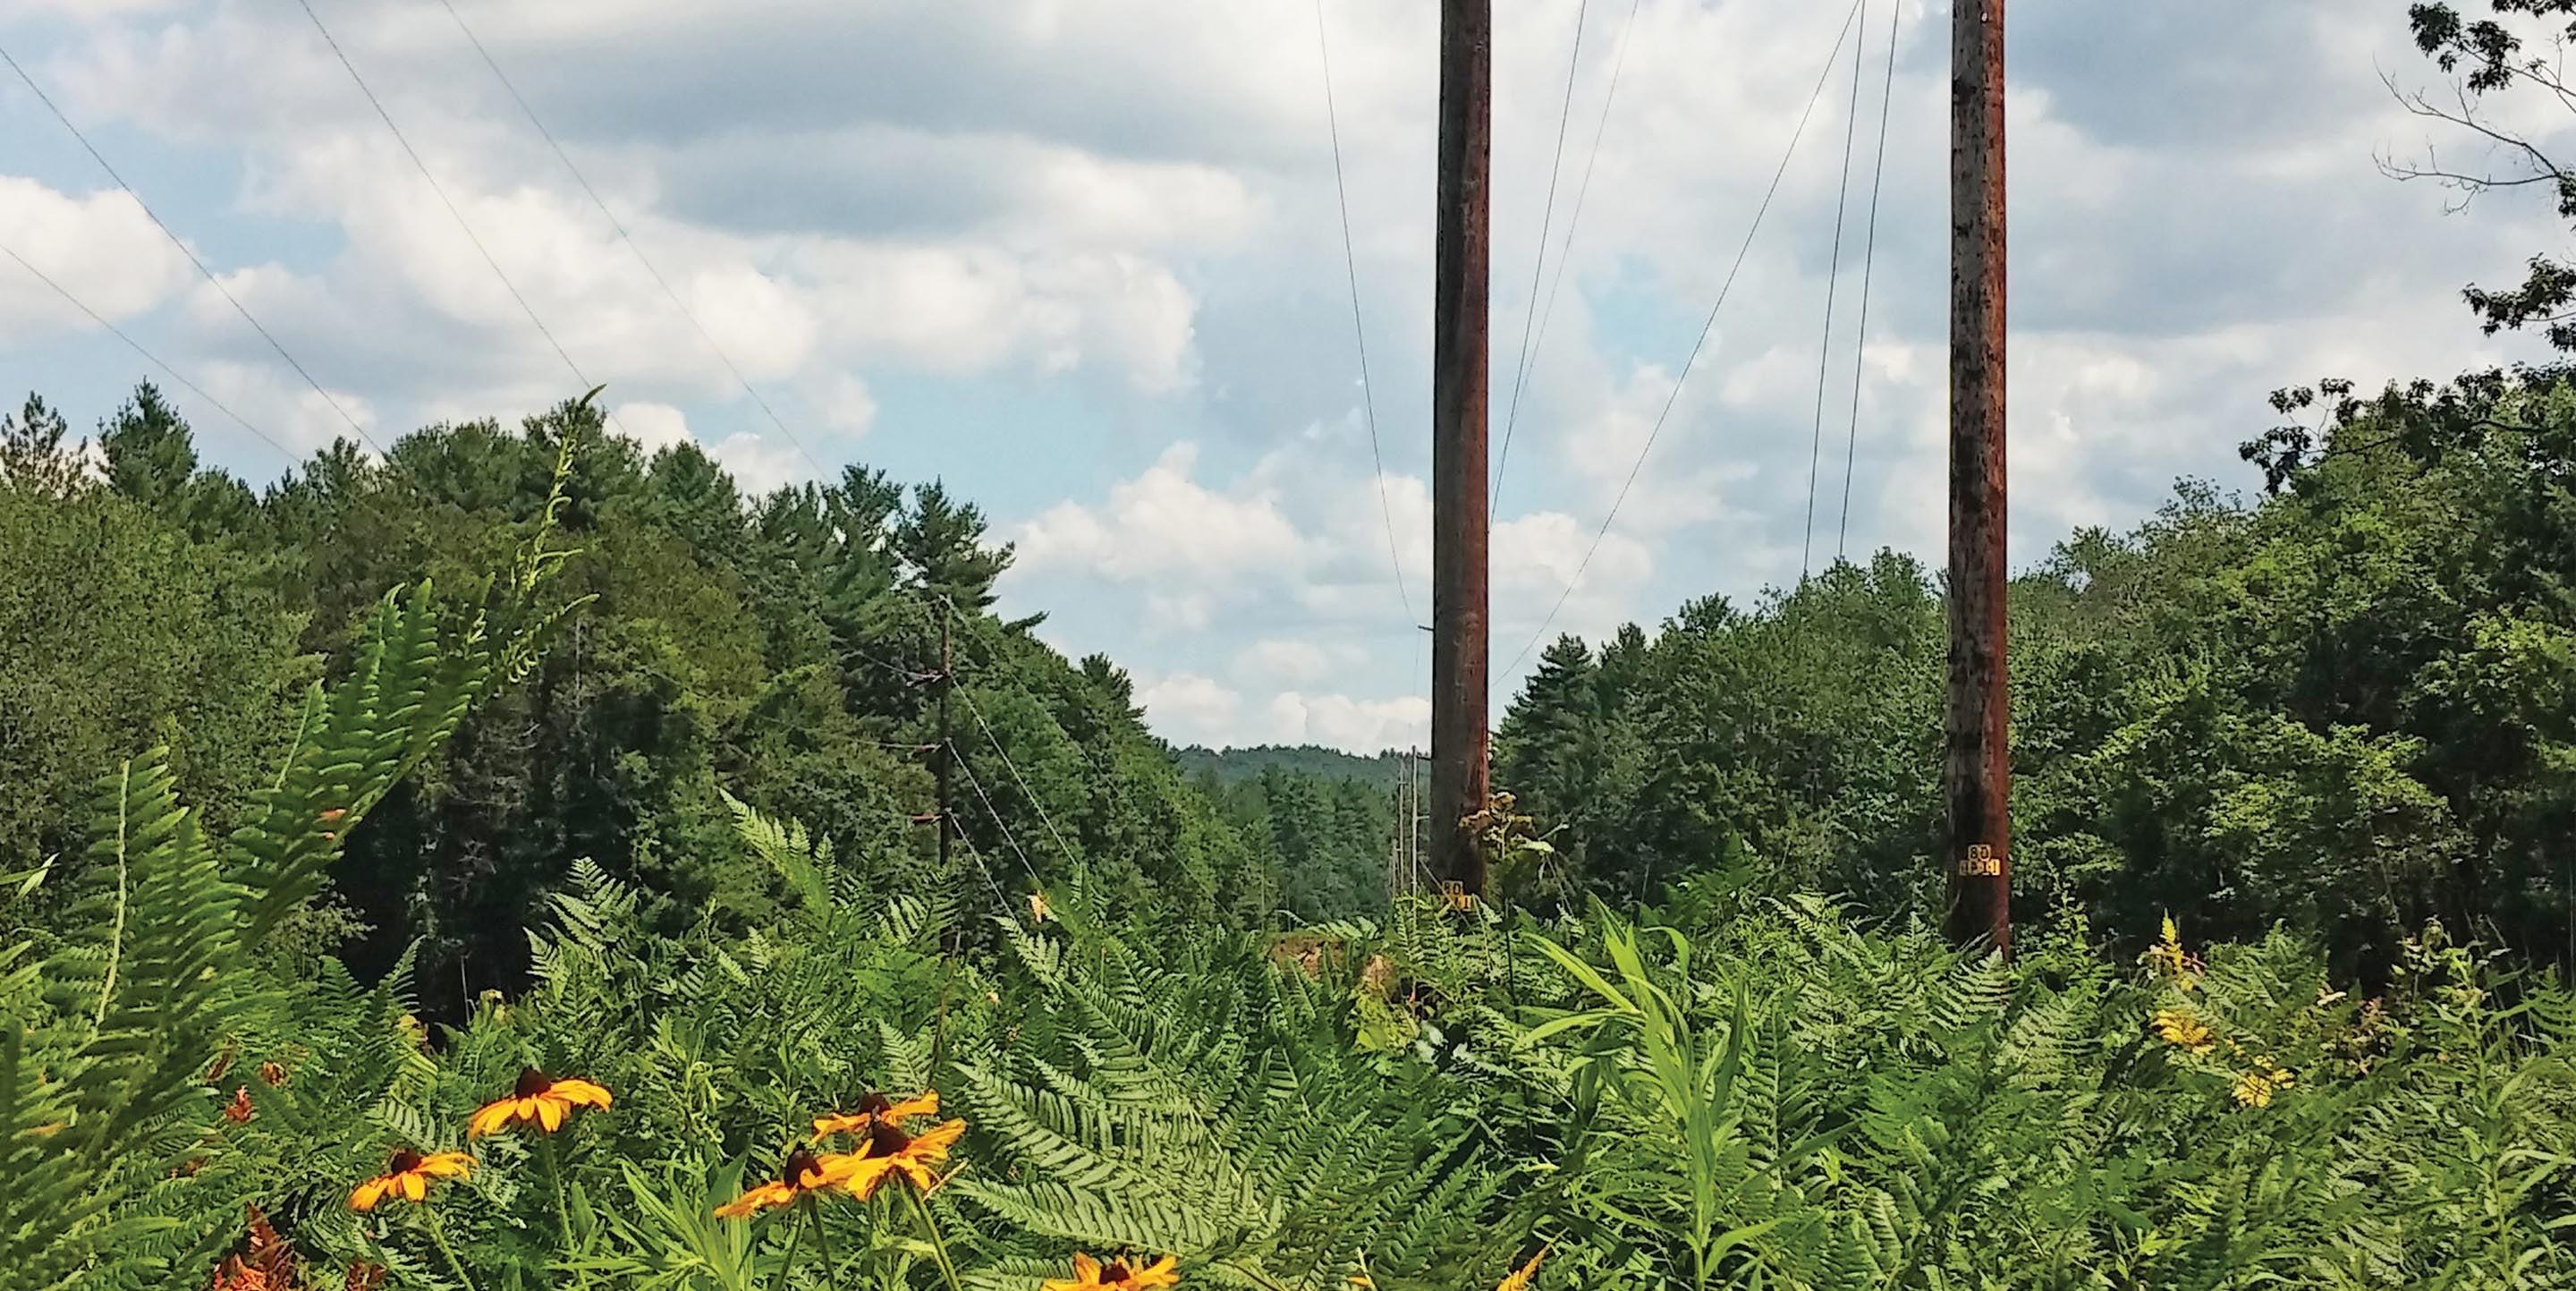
[1946,0,2010,953]
[1431,0,1493,895]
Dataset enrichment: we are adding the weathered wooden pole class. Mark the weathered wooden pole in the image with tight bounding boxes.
[1945,0,2010,953]
[936,608,954,876]
[1432,0,1494,895]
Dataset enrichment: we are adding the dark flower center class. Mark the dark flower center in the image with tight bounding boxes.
[858,1123,914,1159]
[856,1091,893,1117]
[513,1067,553,1099]
[385,1149,423,1175]
[783,1146,824,1188]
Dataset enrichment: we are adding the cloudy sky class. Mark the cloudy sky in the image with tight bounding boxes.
[0,0,2560,752]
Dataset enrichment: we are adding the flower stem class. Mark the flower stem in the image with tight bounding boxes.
[809,1201,840,1288]
[907,1186,966,1291]
[542,1136,594,1289]
[423,1207,481,1291]
[773,1201,808,1291]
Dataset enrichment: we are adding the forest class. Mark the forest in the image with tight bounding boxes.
[9,0,2576,1287]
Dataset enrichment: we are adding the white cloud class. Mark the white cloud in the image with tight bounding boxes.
[613,400,694,454]
[811,370,877,436]
[705,430,809,494]
[1138,671,1240,747]
[0,177,192,342]
[1264,691,1428,754]
[1233,638,1334,685]
[796,242,1199,391]
[192,360,378,456]
[1013,442,1305,581]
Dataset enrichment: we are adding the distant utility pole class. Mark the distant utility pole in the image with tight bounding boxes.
[936,611,955,874]
[1945,0,2010,954]
[1389,749,1411,901]
[1431,0,1494,896]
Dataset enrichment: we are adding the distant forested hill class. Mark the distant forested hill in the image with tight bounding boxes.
[1175,743,1404,786]
[1179,744,1403,920]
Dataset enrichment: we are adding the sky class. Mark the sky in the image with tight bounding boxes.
[0,0,2561,753]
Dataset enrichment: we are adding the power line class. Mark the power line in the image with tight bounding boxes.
[1503,0,1868,683]
[431,0,834,482]
[843,638,940,686]
[1491,0,1590,511]
[918,590,1085,868]
[1836,0,1903,562]
[291,0,625,439]
[948,738,1046,889]
[1802,0,1870,581]
[954,679,1083,867]
[0,242,296,465]
[0,41,380,454]
[941,809,1020,922]
[1496,0,1643,517]
[1312,0,1417,629]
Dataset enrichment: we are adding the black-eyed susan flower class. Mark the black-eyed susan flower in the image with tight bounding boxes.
[469,1067,613,1137]
[1496,1245,1548,1291]
[836,1117,967,1201]
[1042,1253,1181,1289]
[713,1145,863,1219]
[811,1089,939,1140]
[349,1148,473,1210]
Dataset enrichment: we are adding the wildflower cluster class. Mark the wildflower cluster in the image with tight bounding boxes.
[705,1091,1180,1289]
[346,1068,612,1212]
[714,1089,963,1216]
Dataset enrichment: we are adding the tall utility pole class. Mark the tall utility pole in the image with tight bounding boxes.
[1431,0,1494,896]
[936,611,954,875]
[1945,0,2010,954]
[1389,750,1411,901]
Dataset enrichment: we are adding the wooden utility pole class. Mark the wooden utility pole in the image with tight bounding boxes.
[1431,0,1493,895]
[936,611,954,874]
[1945,0,2010,954]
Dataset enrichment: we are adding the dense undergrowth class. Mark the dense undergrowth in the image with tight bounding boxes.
[4,501,2572,1288]
[13,341,2576,1288]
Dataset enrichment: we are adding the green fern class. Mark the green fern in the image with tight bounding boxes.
[0,448,584,1290]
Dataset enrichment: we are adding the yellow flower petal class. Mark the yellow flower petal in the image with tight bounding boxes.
[713,1180,794,1219]
[552,1078,614,1110]
[1498,1244,1548,1291]
[466,1100,521,1138]
[812,1112,869,1137]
